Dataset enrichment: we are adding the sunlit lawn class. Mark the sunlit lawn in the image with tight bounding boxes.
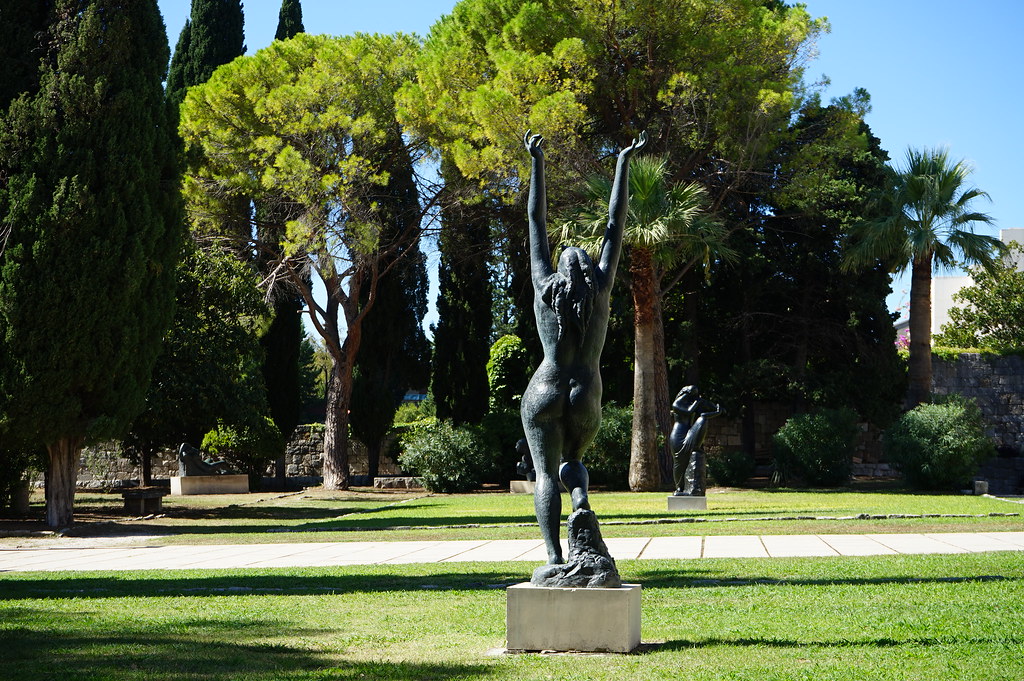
[7,487,1019,545]
[2,552,1022,680]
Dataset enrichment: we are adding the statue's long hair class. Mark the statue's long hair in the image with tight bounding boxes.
[542,247,596,346]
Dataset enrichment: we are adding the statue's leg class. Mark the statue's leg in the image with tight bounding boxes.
[533,455,564,564]
[692,449,707,496]
[559,459,590,511]
[682,452,699,495]
[672,450,687,495]
[524,410,565,564]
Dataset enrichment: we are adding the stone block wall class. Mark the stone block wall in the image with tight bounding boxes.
[700,402,884,465]
[932,352,1024,453]
[51,425,402,489]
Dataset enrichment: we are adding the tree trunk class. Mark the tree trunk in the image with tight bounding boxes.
[906,254,934,409]
[651,290,672,487]
[322,358,352,490]
[628,247,661,492]
[141,450,152,487]
[45,436,82,528]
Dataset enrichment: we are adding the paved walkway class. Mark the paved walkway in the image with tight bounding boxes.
[3,532,1024,573]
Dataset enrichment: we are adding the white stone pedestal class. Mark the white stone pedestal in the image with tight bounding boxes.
[506,582,641,653]
[170,474,249,495]
[509,480,536,494]
[667,495,707,511]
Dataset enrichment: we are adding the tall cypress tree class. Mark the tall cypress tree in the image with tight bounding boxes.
[431,161,493,426]
[350,126,430,478]
[0,1,51,111]
[257,0,306,488]
[275,0,304,41]
[166,0,245,106]
[0,0,182,527]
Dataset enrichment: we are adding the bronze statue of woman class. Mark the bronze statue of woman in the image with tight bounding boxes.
[521,130,646,565]
[669,385,721,496]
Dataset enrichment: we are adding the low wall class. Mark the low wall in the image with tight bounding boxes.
[932,352,1024,453]
[52,425,401,489]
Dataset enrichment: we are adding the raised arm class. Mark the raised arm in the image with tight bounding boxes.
[524,130,553,284]
[599,131,648,280]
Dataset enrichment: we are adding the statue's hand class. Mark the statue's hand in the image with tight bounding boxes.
[620,130,648,159]
[524,130,544,159]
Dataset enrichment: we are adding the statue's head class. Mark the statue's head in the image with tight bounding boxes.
[676,385,698,400]
[544,246,596,344]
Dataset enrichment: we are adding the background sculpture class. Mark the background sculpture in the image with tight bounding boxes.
[669,386,721,496]
[521,130,646,586]
[177,443,235,477]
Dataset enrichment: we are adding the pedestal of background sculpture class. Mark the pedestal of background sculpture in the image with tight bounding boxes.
[506,583,641,653]
[509,480,536,494]
[171,474,249,495]
[667,495,707,511]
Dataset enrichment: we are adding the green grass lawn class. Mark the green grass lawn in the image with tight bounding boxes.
[21,487,1019,545]
[2,552,1022,680]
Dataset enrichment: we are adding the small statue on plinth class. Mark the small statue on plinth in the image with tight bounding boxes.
[520,130,646,587]
[515,438,536,482]
[669,386,721,497]
[177,442,236,477]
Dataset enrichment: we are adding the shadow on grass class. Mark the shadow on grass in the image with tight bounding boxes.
[0,609,495,680]
[0,569,529,600]
[653,634,1022,650]
[3,566,1020,602]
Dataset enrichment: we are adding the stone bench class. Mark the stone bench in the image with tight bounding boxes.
[121,487,169,515]
[170,474,250,495]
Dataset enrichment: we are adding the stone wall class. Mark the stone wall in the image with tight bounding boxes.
[932,352,1024,453]
[932,352,1024,495]
[51,425,402,489]
[700,401,884,466]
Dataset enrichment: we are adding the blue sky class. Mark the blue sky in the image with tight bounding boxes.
[157,0,1024,318]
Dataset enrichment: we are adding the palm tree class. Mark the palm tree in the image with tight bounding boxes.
[844,147,1000,408]
[566,156,733,491]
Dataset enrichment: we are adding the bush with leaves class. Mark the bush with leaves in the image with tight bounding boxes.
[884,395,995,491]
[772,407,859,487]
[706,446,756,487]
[202,416,284,491]
[398,419,493,493]
[581,403,632,489]
[487,335,530,411]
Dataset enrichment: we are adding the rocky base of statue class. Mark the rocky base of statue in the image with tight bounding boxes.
[531,509,621,588]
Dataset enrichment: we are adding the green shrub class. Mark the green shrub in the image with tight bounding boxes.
[398,419,493,493]
[473,409,525,484]
[0,444,42,513]
[884,395,995,491]
[202,416,284,490]
[486,335,530,411]
[772,407,859,487]
[584,402,632,489]
[706,446,756,487]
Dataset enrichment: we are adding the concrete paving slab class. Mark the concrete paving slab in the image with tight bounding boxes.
[866,534,968,555]
[638,536,703,560]
[442,540,543,563]
[516,540,569,563]
[382,540,490,564]
[979,532,1024,548]
[923,533,1024,553]
[703,535,768,558]
[605,537,652,560]
[761,535,838,557]
[818,535,897,556]
[5,532,1024,572]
